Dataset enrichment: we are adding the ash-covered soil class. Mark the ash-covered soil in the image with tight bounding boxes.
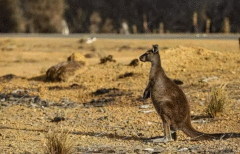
[0,38,240,153]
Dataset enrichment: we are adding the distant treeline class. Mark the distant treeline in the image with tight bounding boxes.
[0,0,239,33]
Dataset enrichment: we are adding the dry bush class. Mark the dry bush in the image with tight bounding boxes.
[205,85,228,118]
[44,130,75,154]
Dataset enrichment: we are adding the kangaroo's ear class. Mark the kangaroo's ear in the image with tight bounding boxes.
[152,44,159,53]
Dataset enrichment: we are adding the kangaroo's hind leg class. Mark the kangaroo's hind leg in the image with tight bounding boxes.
[170,125,177,141]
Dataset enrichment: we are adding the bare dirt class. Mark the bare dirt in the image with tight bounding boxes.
[0,37,240,153]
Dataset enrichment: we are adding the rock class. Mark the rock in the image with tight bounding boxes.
[45,52,87,82]
[147,122,153,125]
[46,61,86,82]
[139,105,151,109]
[100,55,116,64]
[139,110,156,114]
[143,148,154,152]
[67,53,87,64]
[128,59,139,67]
[178,147,189,152]
[51,116,65,123]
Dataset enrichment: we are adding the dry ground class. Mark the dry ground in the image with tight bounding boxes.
[0,37,240,153]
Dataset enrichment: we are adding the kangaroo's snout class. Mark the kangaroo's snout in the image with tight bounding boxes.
[139,53,147,62]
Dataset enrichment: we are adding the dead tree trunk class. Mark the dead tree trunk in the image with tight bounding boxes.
[132,25,137,34]
[192,11,198,33]
[143,14,148,33]
[223,17,230,33]
[206,18,211,33]
[159,22,164,34]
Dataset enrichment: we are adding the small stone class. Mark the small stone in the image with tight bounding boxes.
[139,110,155,114]
[139,104,150,109]
[143,148,154,152]
[178,147,188,152]
[51,117,65,123]
[148,122,153,125]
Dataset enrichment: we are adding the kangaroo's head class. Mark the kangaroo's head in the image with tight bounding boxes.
[139,45,159,62]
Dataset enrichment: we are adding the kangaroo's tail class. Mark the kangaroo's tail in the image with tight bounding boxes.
[181,122,240,140]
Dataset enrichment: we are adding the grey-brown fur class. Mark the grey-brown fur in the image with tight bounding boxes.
[139,44,240,142]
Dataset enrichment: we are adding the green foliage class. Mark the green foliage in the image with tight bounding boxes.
[205,86,228,118]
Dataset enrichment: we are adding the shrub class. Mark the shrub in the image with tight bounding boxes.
[44,130,75,154]
[205,85,228,118]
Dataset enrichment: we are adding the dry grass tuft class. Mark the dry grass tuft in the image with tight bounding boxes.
[44,130,75,154]
[205,85,228,118]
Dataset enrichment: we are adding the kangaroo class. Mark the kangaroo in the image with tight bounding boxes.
[139,44,240,142]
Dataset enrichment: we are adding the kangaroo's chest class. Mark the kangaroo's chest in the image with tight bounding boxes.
[150,79,168,103]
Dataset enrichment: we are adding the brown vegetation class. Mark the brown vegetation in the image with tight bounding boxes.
[44,130,75,154]
[205,86,228,118]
